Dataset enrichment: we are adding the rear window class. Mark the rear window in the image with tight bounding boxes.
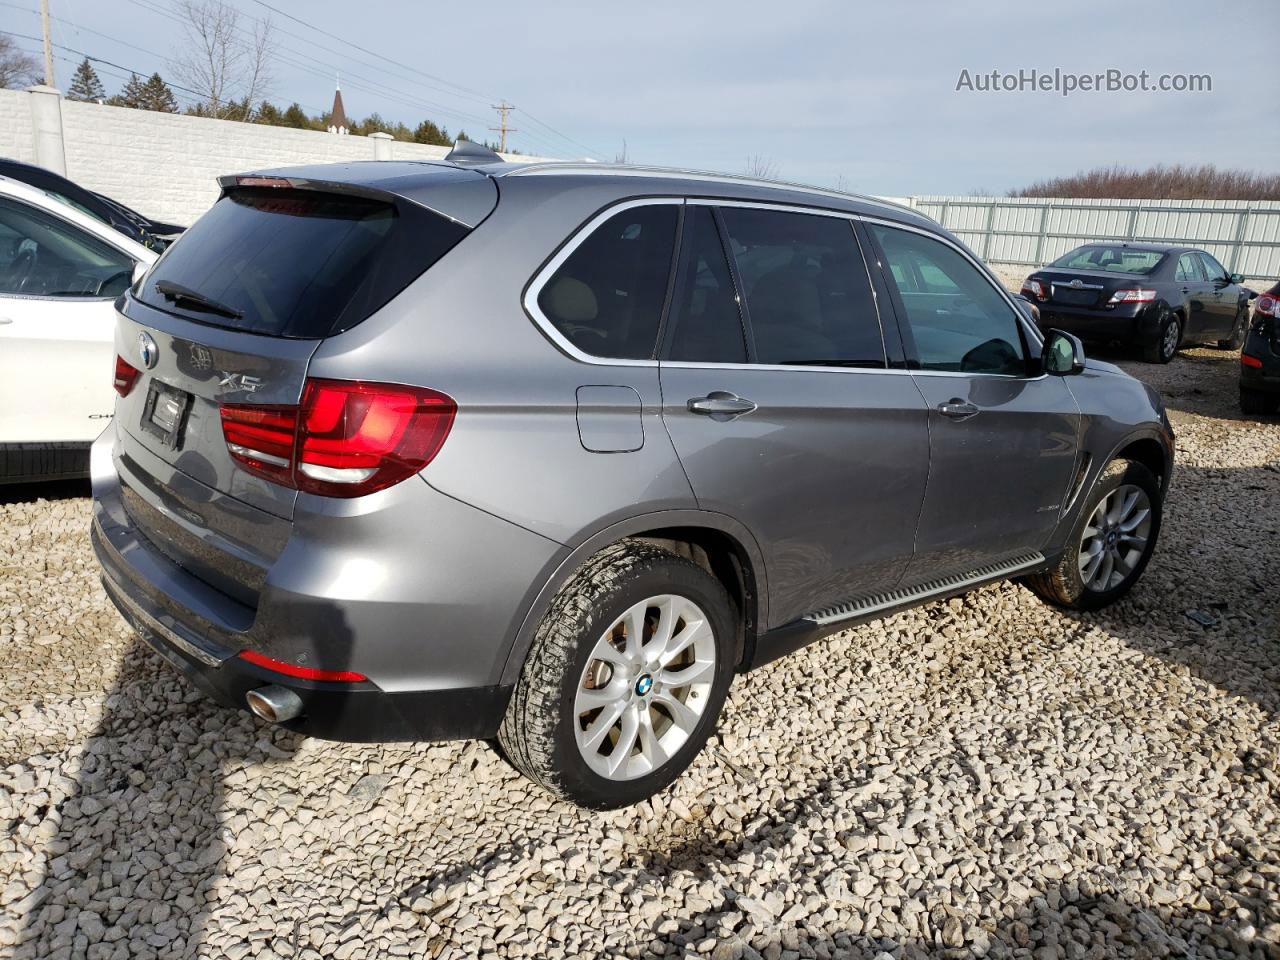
[1050,245,1165,275]
[137,187,469,338]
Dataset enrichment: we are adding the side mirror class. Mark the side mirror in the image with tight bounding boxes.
[1230,273,1245,285]
[1043,328,1085,376]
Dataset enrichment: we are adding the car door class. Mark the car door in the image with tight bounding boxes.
[865,221,1080,583]
[0,195,138,444]
[658,203,930,628]
[1196,251,1237,336]
[1174,252,1213,338]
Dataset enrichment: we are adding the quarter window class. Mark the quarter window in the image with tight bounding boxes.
[872,224,1027,376]
[719,207,885,367]
[665,206,747,363]
[537,204,678,360]
[0,197,133,298]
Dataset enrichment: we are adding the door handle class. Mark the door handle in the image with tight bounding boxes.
[688,391,757,420]
[937,399,979,420]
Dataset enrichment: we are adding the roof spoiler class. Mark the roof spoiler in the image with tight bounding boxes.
[445,139,504,165]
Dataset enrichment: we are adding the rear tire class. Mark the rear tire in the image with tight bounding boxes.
[1142,311,1181,364]
[1217,306,1247,350]
[1240,387,1278,416]
[1026,459,1162,612]
[499,540,735,809]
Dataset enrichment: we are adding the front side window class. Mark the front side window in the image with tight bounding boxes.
[538,204,678,359]
[0,197,133,298]
[872,224,1026,376]
[1175,254,1202,282]
[719,207,885,367]
[1197,251,1227,283]
[665,206,747,363]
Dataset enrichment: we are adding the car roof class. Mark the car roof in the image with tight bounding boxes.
[236,158,937,231]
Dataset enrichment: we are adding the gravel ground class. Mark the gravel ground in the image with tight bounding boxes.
[1,347,1278,960]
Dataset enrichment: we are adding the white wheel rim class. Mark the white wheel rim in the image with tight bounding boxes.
[573,594,716,782]
[1078,483,1153,592]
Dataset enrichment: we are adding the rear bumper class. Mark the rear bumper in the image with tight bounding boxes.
[89,427,562,742]
[1035,303,1150,342]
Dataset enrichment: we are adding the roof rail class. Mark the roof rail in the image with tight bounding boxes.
[445,139,504,166]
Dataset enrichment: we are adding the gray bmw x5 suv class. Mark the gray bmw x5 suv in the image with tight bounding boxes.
[92,147,1174,808]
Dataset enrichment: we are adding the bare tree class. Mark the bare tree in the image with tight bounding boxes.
[0,35,41,89]
[745,155,778,180]
[171,0,275,117]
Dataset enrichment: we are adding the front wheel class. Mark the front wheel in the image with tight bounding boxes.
[1142,311,1181,364]
[499,540,736,809]
[1027,459,1162,611]
[1217,306,1248,350]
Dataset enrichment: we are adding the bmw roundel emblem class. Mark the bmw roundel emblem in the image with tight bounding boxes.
[137,331,159,369]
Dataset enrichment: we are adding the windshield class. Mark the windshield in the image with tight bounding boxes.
[135,186,469,338]
[1050,245,1166,275]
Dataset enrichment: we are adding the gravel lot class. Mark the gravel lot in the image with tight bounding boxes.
[1,345,1277,960]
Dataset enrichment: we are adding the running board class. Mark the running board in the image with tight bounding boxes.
[747,551,1046,670]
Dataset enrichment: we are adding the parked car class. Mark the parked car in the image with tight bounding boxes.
[0,158,184,252]
[1240,281,1280,415]
[1020,243,1251,363]
[91,155,1174,808]
[0,175,156,482]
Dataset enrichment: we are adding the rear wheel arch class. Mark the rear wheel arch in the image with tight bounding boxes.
[499,511,767,687]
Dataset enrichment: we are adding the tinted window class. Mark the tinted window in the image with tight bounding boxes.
[0,196,133,298]
[665,206,747,363]
[138,187,468,338]
[1175,254,1203,282]
[873,224,1026,376]
[538,204,677,359]
[1051,245,1164,275]
[719,208,884,367]
[1197,252,1227,282]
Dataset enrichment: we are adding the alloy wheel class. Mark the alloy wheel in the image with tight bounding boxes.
[573,594,717,781]
[1078,483,1153,592]
[1161,318,1180,360]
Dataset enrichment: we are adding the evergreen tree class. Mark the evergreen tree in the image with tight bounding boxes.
[255,100,285,125]
[66,58,105,102]
[281,103,314,129]
[108,73,148,109]
[139,73,178,113]
[413,120,451,146]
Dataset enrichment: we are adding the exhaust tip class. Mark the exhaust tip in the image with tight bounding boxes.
[246,685,304,724]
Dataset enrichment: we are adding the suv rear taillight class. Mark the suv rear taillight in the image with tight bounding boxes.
[114,355,141,396]
[220,379,456,498]
[1255,294,1277,318]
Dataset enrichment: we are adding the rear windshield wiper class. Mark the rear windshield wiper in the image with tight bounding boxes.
[154,279,243,320]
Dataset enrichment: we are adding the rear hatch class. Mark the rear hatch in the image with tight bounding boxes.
[111,167,490,606]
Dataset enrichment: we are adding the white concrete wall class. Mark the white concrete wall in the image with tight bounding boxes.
[0,88,551,226]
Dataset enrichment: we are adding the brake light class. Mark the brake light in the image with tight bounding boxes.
[1255,294,1278,317]
[220,379,456,498]
[1108,289,1157,304]
[1241,354,1264,369]
[235,176,292,188]
[113,354,141,396]
[1021,278,1048,301]
[238,649,368,683]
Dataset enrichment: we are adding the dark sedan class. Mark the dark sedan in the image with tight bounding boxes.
[1240,281,1280,415]
[1021,243,1251,363]
[0,158,183,252]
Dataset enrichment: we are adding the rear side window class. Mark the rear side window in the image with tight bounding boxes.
[1175,254,1202,282]
[537,204,677,359]
[873,224,1026,376]
[719,207,885,367]
[665,206,747,363]
[137,187,468,338]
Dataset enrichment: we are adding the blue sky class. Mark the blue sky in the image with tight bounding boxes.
[18,0,1280,195]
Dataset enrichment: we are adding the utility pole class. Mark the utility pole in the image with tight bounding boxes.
[39,0,55,86]
[489,101,516,154]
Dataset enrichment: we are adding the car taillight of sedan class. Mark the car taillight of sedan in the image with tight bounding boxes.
[1108,289,1157,305]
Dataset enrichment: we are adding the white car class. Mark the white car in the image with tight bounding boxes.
[0,175,157,482]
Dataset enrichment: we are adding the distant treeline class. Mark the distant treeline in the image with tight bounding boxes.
[1012,164,1280,201]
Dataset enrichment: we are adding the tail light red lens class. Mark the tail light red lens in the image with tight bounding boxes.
[238,649,368,683]
[1256,294,1277,318]
[1241,353,1263,369]
[220,379,456,498]
[113,354,141,396]
[1021,278,1048,301]
[1108,288,1157,304]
